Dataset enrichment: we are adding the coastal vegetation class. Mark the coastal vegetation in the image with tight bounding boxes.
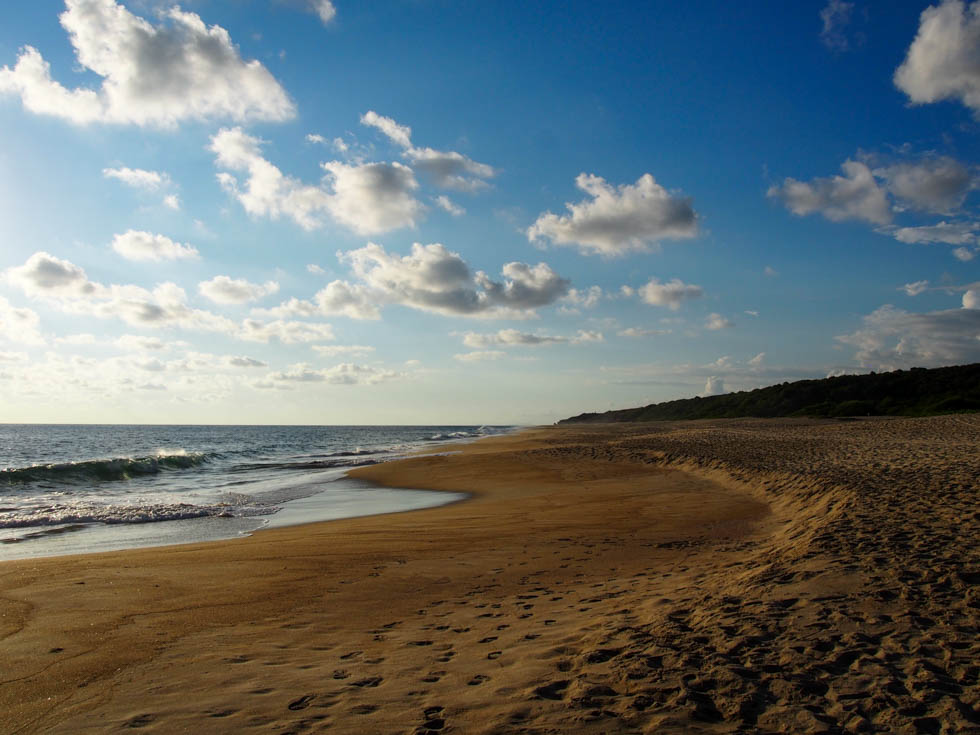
[561,362,980,423]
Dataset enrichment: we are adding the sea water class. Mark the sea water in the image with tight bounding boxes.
[0,425,510,561]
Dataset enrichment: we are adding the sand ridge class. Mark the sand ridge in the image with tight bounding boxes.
[0,416,978,733]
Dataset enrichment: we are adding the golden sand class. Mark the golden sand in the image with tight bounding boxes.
[1,416,978,733]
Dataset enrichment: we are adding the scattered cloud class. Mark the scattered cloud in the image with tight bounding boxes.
[705,313,734,330]
[103,167,168,190]
[895,0,980,116]
[636,278,703,310]
[876,156,973,214]
[211,127,423,235]
[837,302,980,368]
[312,344,375,357]
[820,0,855,50]
[115,335,166,351]
[454,350,506,362]
[434,195,465,216]
[361,110,497,191]
[618,327,671,337]
[198,276,280,304]
[163,194,180,211]
[0,0,294,127]
[701,376,727,396]
[226,356,267,368]
[768,160,891,225]
[748,352,766,367]
[0,295,43,345]
[111,230,199,262]
[764,265,778,277]
[307,264,326,275]
[460,328,602,348]
[891,221,977,245]
[965,289,980,309]
[954,246,977,261]
[528,173,697,256]
[902,280,930,296]
[238,319,335,344]
[267,362,397,385]
[310,0,336,25]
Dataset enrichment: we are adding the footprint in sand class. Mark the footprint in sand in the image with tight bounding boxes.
[467,674,490,686]
[287,695,315,711]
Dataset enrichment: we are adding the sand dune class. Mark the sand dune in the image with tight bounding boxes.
[1,416,978,733]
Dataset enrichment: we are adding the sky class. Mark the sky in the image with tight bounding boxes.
[1,0,979,425]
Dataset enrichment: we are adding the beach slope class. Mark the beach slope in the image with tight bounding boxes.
[0,417,978,733]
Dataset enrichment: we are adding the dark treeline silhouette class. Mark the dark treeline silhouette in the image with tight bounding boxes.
[559,363,980,424]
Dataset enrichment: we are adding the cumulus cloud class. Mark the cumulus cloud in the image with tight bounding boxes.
[895,0,980,115]
[768,160,892,225]
[705,313,734,330]
[891,221,977,245]
[562,286,603,309]
[636,278,703,310]
[111,230,199,262]
[268,362,397,385]
[211,127,422,235]
[198,276,279,305]
[103,167,168,190]
[226,356,267,368]
[361,110,496,191]
[339,242,570,318]
[115,334,166,351]
[0,296,44,345]
[701,376,727,396]
[954,246,977,260]
[528,173,698,256]
[307,264,326,275]
[965,289,980,309]
[5,251,334,343]
[311,0,336,25]
[877,156,974,213]
[837,303,980,368]
[0,0,294,127]
[748,352,766,367]
[454,351,505,362]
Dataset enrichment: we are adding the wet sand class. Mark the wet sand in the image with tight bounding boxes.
[0,416,978,733]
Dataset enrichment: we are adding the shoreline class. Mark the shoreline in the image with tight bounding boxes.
[0,416,977,733]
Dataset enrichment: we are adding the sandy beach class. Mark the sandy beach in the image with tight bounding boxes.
[1,416,978,734]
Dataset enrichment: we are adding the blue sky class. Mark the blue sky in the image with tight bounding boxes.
[1,0,979,424]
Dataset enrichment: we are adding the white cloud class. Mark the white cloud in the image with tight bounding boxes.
[454,351,505,362]
[321,160,422,235]
[307,264,326,275]
[103,167,168,190]
[701,376,727,396]
[314,281,381,319]
[311,0,336,25]
[954,246,977,260]
[211,127,422,235]
[965,289,980,309]
[877,156,973,213]
[56,332,97,345]
[361,110,413,149]
[528,173,698,256]
[572,330,604,343]
[748,352,766,367]
[111,230,199,262]
[312,344,375,357]
[0,0,294,127]
[226,356,267,368]
[306,133,326,145]
[339,242,570,317]
[268,362,397,385]
[5,251,101,299]
[768,160,892,225]
[820,0,855,50]
[361,110,496,191]
[0,296,43,345]
[115,334,166,351]
[837,303,980,368]
[705,313,734,330]
[637,278,703,310]
[563,286,603,309]
[618,327,671,337]
[891,220,977,245]
[198,276,279,305]
[238,319,335,344]
[434,195,465,216]
[902,280,930,296]
[163,194,180,211]
[895,0,980,115]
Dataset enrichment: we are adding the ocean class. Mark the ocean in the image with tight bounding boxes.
[0,424,512,561]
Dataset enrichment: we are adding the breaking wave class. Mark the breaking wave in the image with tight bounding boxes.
[0,452,216,486]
